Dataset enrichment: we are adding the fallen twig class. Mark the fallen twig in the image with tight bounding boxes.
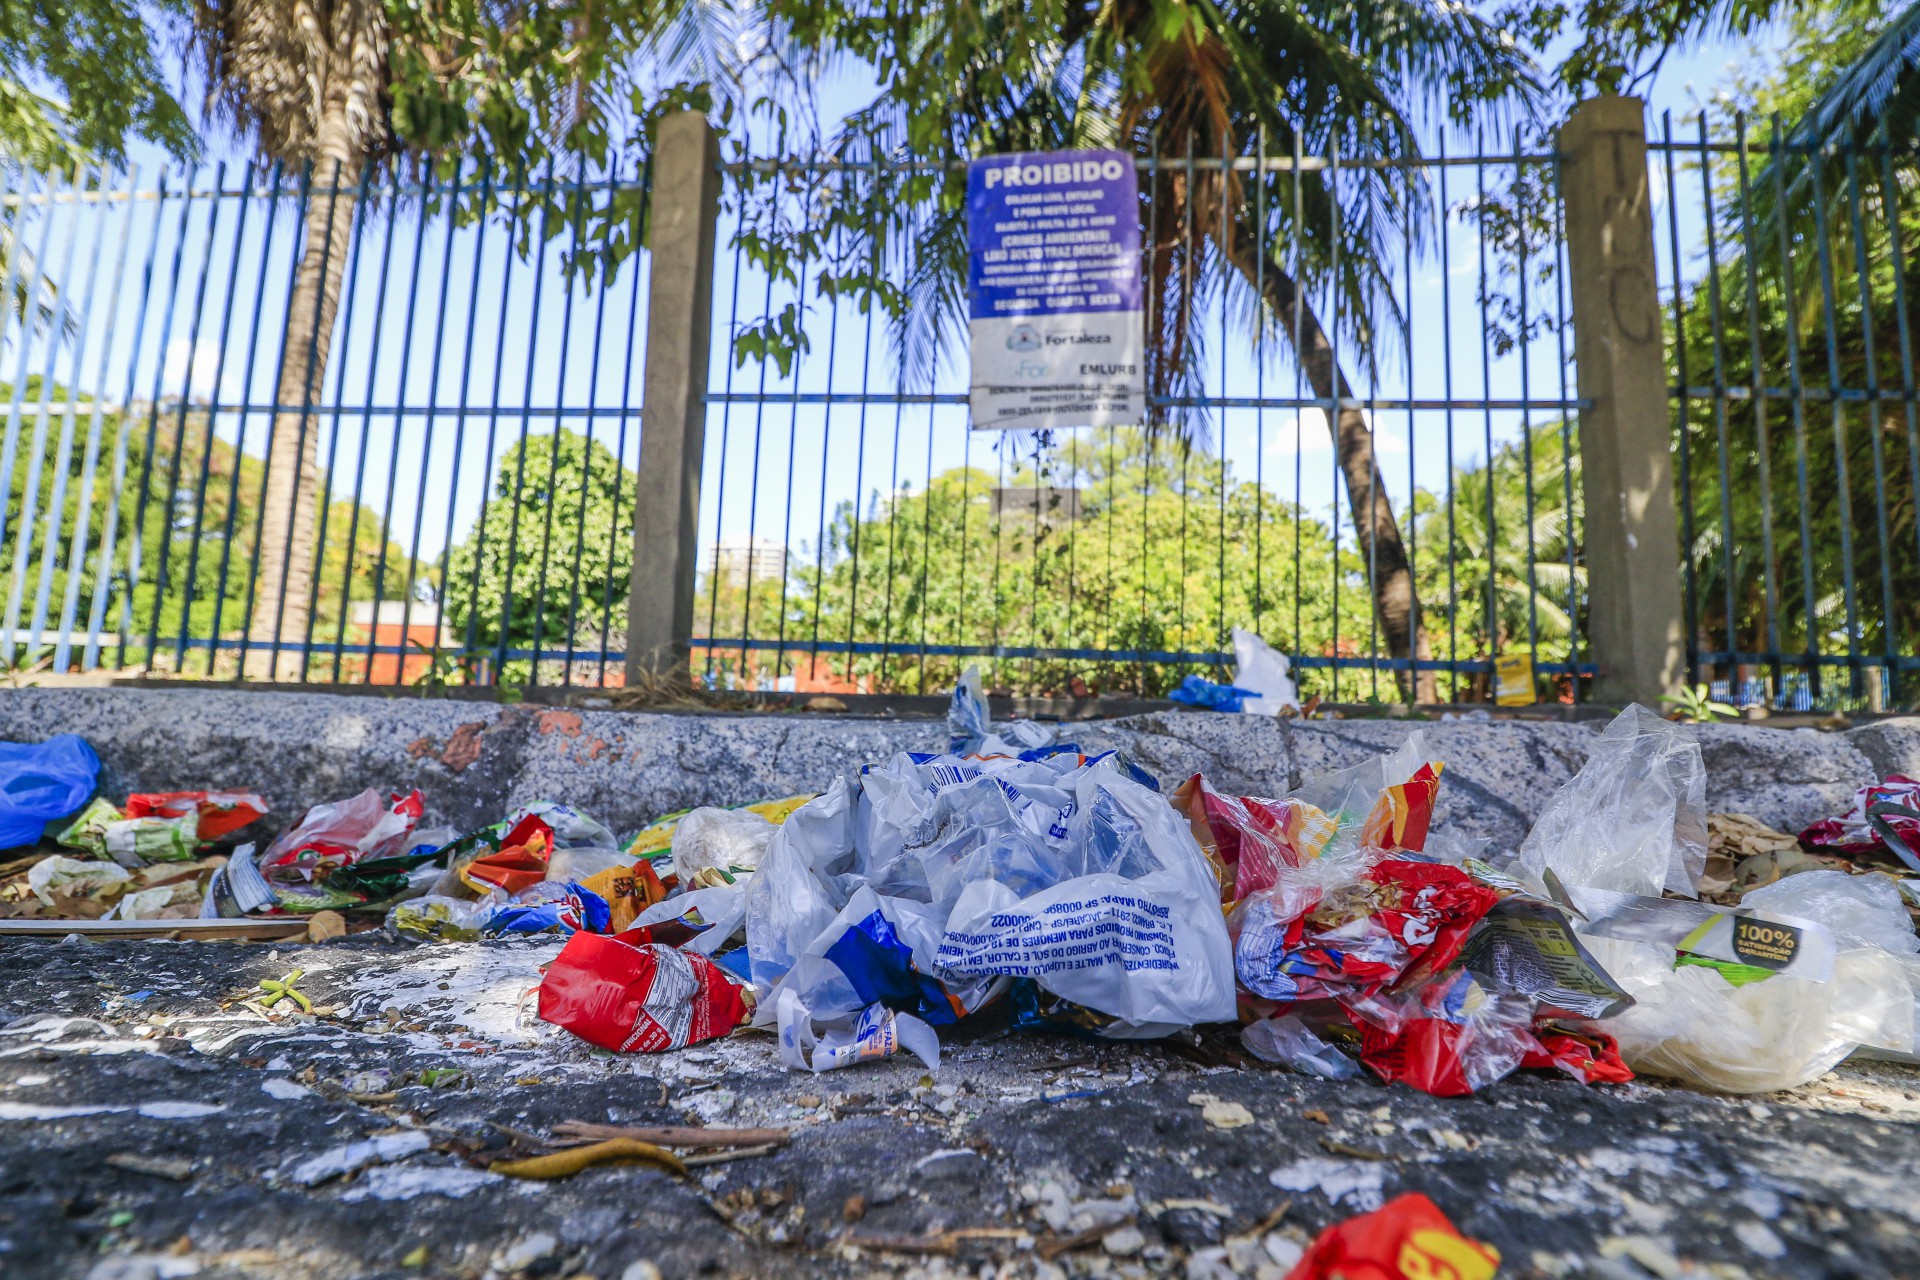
[1037,1214,1136,1262]
[1227,1199,1291,1242]
[681,1142,785,1168]
[490,1138,686,1180]
[553,1120,789,1149]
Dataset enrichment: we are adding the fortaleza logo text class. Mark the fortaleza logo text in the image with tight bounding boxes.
[981,157,1130,189]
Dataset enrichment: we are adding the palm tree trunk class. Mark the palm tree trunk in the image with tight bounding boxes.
[1221,233,1438,704]
[247,110,360,678]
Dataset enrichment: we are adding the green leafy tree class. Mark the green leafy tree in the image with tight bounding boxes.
[443,427,636,685]
[1411,420,1584,702]
[0,0,195,169]
[3,381,412,675]
[1651,0,1920,705]
[180,0,756,670]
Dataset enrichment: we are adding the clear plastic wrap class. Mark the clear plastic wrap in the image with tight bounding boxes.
[1515,703,1707,898]
[1741,870,1920,955]
[1597,941,1914,1092]
[1230,627,1299,715]
[670,806,775,882]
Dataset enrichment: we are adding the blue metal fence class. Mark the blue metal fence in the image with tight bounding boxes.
[1655,113,1920,713]
[19,121,1855,704]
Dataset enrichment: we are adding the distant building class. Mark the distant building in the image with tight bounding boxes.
[346,600,456,684]
[707,536,788,586]
[989,487,1082,524]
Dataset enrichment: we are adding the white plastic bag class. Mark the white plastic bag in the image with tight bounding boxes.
[1231,627,1299,715]
[1741,870,1920,955]
[1596,940,1913,1092]
[671,806,775,882]
[1515,704,1707,898]
[746,750,1236,1043]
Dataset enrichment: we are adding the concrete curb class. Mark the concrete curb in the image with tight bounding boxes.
[0,687,1906,851]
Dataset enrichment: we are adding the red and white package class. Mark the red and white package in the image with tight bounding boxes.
[538,932,750,1053]
[125,790,269,841]
[257,789,424,887]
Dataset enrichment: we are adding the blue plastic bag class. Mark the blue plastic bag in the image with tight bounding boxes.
[0,735,101,849]
[1167,673,1256,713]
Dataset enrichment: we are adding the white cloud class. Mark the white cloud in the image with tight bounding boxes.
[1264,408,1406,455]
[162,338,231,400]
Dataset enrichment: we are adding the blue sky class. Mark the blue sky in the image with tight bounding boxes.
[6,15,1800,627]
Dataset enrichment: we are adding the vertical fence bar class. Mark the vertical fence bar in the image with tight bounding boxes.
[1733,117,1783,693]
[1805,140,1861,696]
[86,171,170,671]
[55,168,141,673]
[175,164,257,671]
[1768,117,1823,701]
[300,162,373,679]
[209,164,284,677]
[119,167,198,670]
[1659,113,1697,685]
[0,169,69,664]
[1842,145,1896,703]
[1696,116,1740,685]
[143,161,227,669]
[29,169,114,661]
[5,166,90,664]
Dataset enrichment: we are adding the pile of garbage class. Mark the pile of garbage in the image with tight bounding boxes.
[4,672,1920,1101]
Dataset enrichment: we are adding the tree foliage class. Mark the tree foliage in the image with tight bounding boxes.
[442,427,636,683]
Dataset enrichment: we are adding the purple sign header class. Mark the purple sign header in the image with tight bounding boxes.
[967,149,1143,320]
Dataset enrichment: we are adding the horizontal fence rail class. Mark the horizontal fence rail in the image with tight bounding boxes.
[1654,113,1920,712]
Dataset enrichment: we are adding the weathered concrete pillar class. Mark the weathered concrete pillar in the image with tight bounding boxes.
[1560,95,1687,707]
[627,111,721,684]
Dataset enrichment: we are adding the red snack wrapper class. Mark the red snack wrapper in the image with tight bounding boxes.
[125,790,269,842]
[1285,1192,1499,1280]
[1523,1027,1634,1086]
[538,932,749,1053]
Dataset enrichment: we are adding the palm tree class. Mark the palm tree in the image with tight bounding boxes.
[785,0,1539,702]
[188,0,759,674]
[1782,0,1920,146]
[191,0,391,673]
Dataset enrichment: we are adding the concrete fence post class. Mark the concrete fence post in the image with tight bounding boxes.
[627,110,722,685]
[1559,95,1688,707]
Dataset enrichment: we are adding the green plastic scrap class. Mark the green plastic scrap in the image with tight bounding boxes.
[257,970,312,1013]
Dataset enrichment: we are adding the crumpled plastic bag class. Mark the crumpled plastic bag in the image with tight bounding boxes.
[124,791,268,842]
[27,854,129,905]
[671,806,774,883]
[386,894,495,942]
[0,735,100,849]
[258,789,425,903]
[747,748,1235,1054]
[1515,703,1706,898]
[538,931,751,1052]
[1240,1013,1361,1080]
[1284,1192,1499,1280]
[948,664,991,754]
[1741,870,1920,955]
[1231,626,1299,715]
[1595,937,1913,1092]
